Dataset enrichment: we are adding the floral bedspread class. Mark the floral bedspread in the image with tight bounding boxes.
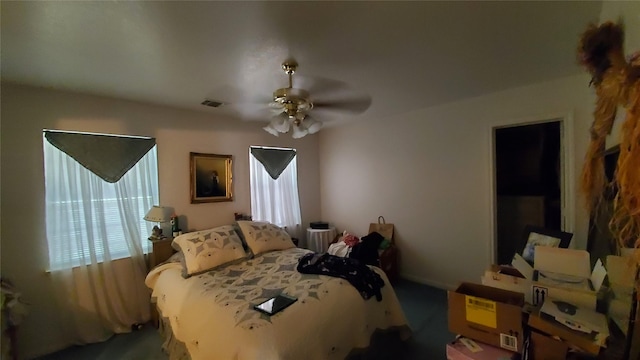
[145,247,409,360]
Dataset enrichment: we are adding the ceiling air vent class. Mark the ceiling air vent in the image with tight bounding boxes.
[201,99,224,108]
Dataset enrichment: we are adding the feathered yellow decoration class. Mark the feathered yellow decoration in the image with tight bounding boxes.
[579,21,640,261]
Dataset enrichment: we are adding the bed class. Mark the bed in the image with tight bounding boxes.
[144,221,411,360]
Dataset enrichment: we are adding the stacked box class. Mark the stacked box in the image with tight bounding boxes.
[448,282,524,353]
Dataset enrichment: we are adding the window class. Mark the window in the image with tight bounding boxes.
[43,132,159,270]
[249,146,302,228]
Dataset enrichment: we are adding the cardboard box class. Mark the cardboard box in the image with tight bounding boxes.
[446,337,517,360]
[606,255,636,335]
[528,330,569,360]
[483,247,607,310]
[540,298,608,342]
[528,309,602,356]
[448,282,525,353]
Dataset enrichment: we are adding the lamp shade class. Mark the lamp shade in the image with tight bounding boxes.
[144,206,171,222]
[263,124,280,136]
[271,115,291,133]
[305,118,323,134]
[291,125,308,139]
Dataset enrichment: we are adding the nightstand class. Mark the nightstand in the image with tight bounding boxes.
[149,237,174,270]
[148,237,174,327]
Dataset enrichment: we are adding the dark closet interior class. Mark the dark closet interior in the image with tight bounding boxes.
[495,121,561,265]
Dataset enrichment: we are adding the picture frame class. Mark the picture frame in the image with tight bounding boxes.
[190,152,233,203]
[519,225,573,264]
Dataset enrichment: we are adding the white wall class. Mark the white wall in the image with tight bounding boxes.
[318,74,596,289]
[599,1,639,50]
[0,83,320,358]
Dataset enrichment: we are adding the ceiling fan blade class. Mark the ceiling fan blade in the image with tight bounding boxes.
[294,75,372,115]
[226,103,276,122]
[206,85,273,121]
[294,75,353,99]
[205,83,275,106]
[313,93,372,115]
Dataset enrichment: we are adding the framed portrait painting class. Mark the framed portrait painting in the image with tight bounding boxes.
[190,152,233,203]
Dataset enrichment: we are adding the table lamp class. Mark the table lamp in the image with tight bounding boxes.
[144,205,171,240]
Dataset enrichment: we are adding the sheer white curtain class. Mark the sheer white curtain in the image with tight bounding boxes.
[44,139,158,344]
[249,150,302,238]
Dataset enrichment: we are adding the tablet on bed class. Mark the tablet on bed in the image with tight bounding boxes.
[253,293,297,316]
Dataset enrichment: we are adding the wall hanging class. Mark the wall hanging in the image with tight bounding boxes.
[190,152,233,203]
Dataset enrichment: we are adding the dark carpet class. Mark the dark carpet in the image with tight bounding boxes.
[34,279,455,360]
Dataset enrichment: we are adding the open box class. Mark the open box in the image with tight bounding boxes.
[528,330,569,360]
[482,246,607,310]
[448,282,525,353]
[528,309,603,356]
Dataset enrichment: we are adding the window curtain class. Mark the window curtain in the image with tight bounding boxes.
[44,135,158,344]
[44,130,156,183]
[250,147,296,180]
[249,148,302,239]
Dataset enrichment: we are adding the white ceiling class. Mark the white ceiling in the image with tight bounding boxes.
[1,1,602,126]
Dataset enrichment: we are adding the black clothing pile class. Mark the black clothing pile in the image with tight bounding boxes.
[297,252,385,301]
[349,231,385,266]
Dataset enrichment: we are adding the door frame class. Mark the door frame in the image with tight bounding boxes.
[488,112,575,265]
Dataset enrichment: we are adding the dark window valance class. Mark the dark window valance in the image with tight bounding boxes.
[44,130,156,183]
[250,147,296,180]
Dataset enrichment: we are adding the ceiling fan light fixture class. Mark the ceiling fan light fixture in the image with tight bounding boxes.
[260,59,366,139]
[273,88,313,114]
[306,119,323,134]
[291,124,309,139]
[270,115,291,133]
[263,124,280,137]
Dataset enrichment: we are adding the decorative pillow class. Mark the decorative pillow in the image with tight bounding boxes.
[172,225,248,276]
[232,221,252,255]
[170,229,210,251]
[236,221,296,255]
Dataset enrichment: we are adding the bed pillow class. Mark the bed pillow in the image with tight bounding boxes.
[170,228,215,251]
[236,221,296,255]
[232,221,252,255]
[172,225,248,276]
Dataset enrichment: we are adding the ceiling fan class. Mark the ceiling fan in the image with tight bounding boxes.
[260,59,372,139]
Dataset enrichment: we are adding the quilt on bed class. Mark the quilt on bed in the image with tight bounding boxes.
[145,247,410,360]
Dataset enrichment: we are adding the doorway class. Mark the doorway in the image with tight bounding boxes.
[493,120,565,265]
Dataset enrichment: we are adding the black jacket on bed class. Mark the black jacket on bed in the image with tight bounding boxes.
[348,231,385,266]
[297,252,385,301]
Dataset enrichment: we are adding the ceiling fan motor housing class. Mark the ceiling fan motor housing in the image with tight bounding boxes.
[272,87,313,119]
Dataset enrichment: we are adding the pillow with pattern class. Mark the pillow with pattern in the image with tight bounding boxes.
[236,221,296,255]
[232,221,252,256]
[171,228,213,251]
[172,225,248,276]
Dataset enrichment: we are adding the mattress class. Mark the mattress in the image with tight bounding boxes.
[145,247,410,360]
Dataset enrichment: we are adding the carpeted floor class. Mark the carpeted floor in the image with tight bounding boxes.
[34,279,455,360]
